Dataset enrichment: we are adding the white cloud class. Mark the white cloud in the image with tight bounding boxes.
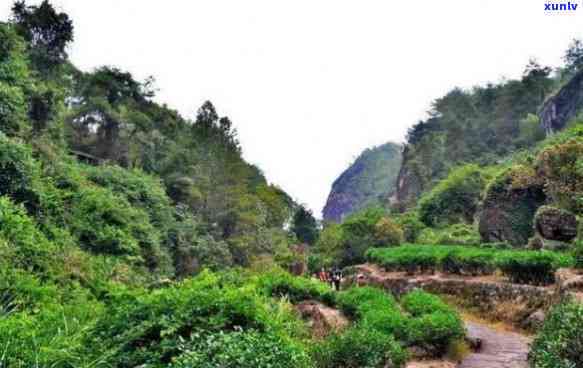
[2,0,581,217]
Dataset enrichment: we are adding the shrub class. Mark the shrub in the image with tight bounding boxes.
[418,164,486,227]
[374,217,404,247]
[401,290,465,356]
[313,326,407,368]
[69,186,163,266]
[529,301,583,368]
[442,248,496,276]
[366,245,445,274]
[0,134,41,208]
[436,224,481,246]
[496,251,563,285]
[395,212,426,243]
[340,207,386,265]
[84,165,174,232]
[0,197,56,273]
[407,311,465,356]
[171,330,312,368]
[0,26,29,137]
[85,271,308,367]
[336,286,397,318]
[401,290,452,317]
[360,307,409,340]
[257,269,335,305]
[536,138,583,213]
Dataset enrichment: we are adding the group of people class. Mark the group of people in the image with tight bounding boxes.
[315,268,343,291]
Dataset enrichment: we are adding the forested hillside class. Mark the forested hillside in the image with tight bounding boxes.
[0,2,324,365]
[3,1,583,368]
[323,142,402,223]
[395,60,561,208]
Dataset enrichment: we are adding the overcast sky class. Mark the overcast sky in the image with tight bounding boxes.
[1,1,581,217]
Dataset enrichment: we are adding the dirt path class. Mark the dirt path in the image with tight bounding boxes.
[458,322,532,368]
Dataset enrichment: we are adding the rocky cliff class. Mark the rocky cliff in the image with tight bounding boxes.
[322,142,402,222]
[540,69,583,134]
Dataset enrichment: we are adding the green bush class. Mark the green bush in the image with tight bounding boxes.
[418,164,487,227]
[407,311,465,356]
[374,217,404,247]
[536,138,583,213]
[257,269,335,305]
[313,326,407,368]
[69,186,165,267]
[0,26,29,137]
[401,290,452,317]
[171,330,312,368]
[436,224,481,246]
[84,165,174,232]
[0,134,41,208]
[366,245,446,274]
[340,207,386,265]
[360,307,409,340]
[367,244,574,285]
[496,251,564,285]
[0,265,100,367]
[401,290,465,356]
[336,286,397,319]
[395,212,426,243]
[442,248,496,276]
[529,301,583,368]
[84,271,308,367]
[0,197,56,273]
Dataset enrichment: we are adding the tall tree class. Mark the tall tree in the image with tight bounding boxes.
[12,0,73,72]
[291,206,319,245]
[564,38,583,75]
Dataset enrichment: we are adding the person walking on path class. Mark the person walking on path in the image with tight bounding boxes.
[331,268,342,291]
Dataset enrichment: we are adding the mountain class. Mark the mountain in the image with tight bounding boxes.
[322,142,402,222]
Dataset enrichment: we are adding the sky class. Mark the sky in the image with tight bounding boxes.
[1,0,582,217]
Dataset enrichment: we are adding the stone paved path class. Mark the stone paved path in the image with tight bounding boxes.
[458,322,531,368]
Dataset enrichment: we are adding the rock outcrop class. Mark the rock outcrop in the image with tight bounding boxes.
[534,205,578,242]
[296,301,348,338]
[323,142,402,222]
[478,166,546,247]
[540,69,583,134]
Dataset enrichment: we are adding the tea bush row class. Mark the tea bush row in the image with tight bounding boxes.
[366,244,574,285]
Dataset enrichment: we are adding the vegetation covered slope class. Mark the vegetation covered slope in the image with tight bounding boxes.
[323,142,402,222]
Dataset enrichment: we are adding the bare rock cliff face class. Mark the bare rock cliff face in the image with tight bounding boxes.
[540,69,583,134]
[394,146,423,210]
[322,143,402,222]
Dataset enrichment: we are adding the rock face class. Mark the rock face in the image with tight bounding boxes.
[322,142,402,222]
[394,145,424,210]
[478,167,546,247]
[295,301,348,338]
[540,69,583,134]
[534,205,578,242]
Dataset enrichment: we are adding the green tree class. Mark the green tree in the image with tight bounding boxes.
[12,0,74,72]
[564,38,583,75]
[291,206,319,245]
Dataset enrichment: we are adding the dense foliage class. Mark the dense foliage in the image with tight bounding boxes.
[418,164,488,227]
[0,3,313,366]
[529,301,583,368]
[397,60,555,207]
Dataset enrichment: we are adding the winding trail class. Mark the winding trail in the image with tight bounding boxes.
[458,322,531,368]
